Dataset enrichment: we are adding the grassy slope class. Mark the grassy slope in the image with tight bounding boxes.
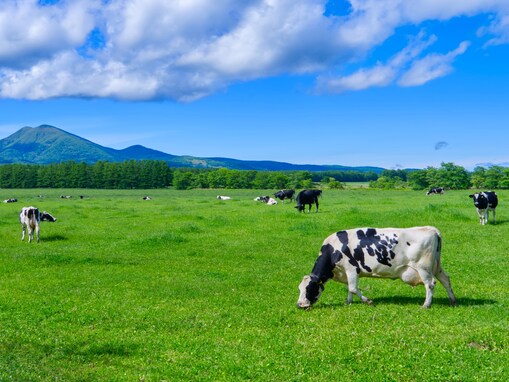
[0,189,508,381]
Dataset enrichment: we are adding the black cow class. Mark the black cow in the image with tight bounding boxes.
[469,191,498,225]
[295,190,322,213]
[426,187,444,195]
[274,189,295,204]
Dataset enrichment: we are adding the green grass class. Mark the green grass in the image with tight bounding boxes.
[1,189,508,381]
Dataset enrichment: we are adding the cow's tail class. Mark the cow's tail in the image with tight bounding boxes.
[432,228,443,275]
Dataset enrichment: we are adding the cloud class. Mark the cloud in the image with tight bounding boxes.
[0,0,508,101]
[398,41,470,86]
[435,141,449,150]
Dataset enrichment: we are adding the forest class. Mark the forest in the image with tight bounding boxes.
[0,160,508,190]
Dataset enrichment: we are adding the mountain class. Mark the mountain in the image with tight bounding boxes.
[0,125,384,173]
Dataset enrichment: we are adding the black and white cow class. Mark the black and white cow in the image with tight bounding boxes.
[217,195,231,200]
[469,191,498,225]
[297,226,456,309]
[143,196,152,200]
[3,198,17,203]
[295,190,322,212]
[274,189,295,204]
[254,196,278,205]
[19,207,57,243]
[426,187,444,195]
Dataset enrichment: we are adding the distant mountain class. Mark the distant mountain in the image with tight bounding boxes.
[0,125,385,173]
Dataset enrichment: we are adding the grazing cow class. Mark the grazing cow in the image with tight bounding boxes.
[254,196,278,205]
[3,198,17,203]
[469,191,498,225]
[297,226,456,309]
[295,190,322,212]
[60,195,72,199]
[19,207,57,243]
[426,187,444,195]
[274,189,295,204]
[217,195,231,200]
[143,196,152,200]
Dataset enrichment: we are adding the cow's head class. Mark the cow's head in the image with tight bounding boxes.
[40,211,57,222]
[296,275,324,309]
[295,204,305,212]
[469,193,488,210]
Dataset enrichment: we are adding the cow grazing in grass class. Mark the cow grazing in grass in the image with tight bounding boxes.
[19,207,57,243]
[217,195,231,200]
[469,191,498,225]
[143,196,152,200]
[295,190,322,212]
[3,198,17,203]
[426,187,444,195]
[297,226,456,309]
[274,189,295,204]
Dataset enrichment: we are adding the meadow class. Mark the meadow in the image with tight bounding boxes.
[0,188,508,381]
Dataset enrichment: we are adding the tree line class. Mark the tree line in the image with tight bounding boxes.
[0,161,376,189]
[1,161,508,190]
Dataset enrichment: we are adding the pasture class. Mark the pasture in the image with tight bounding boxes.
[0,188,508,381]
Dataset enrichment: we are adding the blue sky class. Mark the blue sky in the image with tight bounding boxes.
[1,1,509,170]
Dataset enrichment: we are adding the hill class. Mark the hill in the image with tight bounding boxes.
[0,125,384,172]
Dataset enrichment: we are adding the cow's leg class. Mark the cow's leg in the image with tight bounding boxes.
[35,224,40,243]
[346,272,372,304]
[435,268,456,306]
[417,268,435,308]
[21,224,26,241]
[28,226,33,243]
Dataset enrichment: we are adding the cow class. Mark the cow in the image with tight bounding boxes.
[19,207,57,243]
[469,191,498,225]
[60,195,72,199]
[297,226,456,309]
[426,187,444,195]
[295,189,322,212]
[217,195,231,200]
[274,189,295,204]
[143,196,152,200]
[3,198,17,203]
[254,196,278,205]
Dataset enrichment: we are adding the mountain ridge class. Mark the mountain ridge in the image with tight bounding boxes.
[0,125,385,172]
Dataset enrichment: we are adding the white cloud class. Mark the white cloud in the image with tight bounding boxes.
[398,41,470,86]
[0,0,508,101]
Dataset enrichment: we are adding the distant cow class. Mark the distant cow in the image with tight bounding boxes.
[295,190,322,212]
[255,196,277,205]
[274,189,295,204]
[3,198,17,203]
[469,191,498,225]
[60,195,72,199]
[143,196,152,200]
[426,187,444,195]
[297,226,456,309]
[217,195,231,200]
[19,207,57,243]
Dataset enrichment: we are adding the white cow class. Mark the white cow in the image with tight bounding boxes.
[20,207,57,243]
[297,226,456,309]
[254,196,278,205]
[217,195,231,200]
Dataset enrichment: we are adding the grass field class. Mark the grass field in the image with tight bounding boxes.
[1,188,508,381]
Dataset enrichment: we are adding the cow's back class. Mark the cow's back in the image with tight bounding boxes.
[325,226,441,278]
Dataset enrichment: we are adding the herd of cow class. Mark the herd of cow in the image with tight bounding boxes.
[4,187,500,310]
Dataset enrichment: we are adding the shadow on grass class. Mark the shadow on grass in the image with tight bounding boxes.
[42,234,68,242]
[316,296,496,309]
